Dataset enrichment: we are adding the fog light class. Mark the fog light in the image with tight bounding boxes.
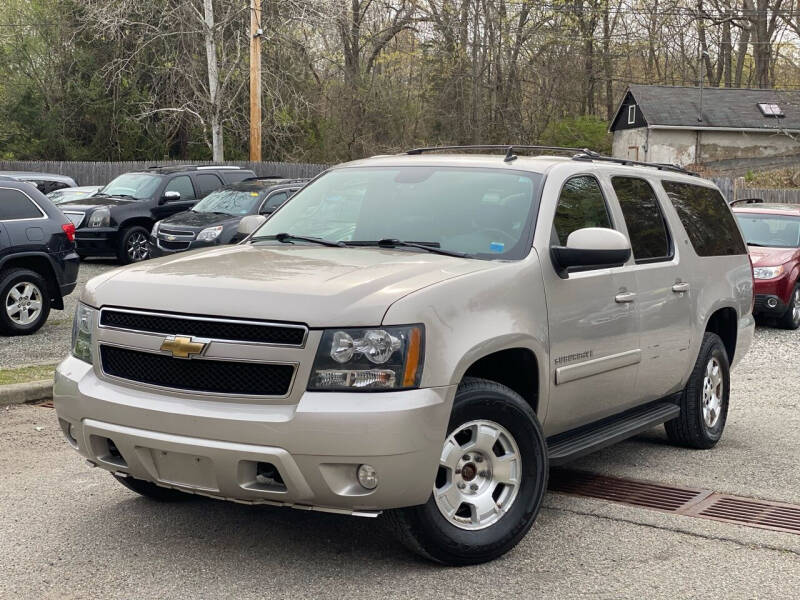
[357,464,378,490]
[767,297,778,308]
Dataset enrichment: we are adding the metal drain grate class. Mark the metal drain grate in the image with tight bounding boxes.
[549,469,708,512]
[684,494,800,535]
[550,469,800,536]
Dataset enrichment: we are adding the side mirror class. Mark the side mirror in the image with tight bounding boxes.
[160,190,181,205]
[550,227,631,277]
[237,214,267,238]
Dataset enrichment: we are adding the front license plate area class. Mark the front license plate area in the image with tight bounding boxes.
[149,449,218,491]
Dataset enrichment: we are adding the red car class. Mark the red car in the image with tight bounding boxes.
[733,202,800,329]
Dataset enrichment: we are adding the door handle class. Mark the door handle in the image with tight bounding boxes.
[672,282,690,294]
[615,291,637,303]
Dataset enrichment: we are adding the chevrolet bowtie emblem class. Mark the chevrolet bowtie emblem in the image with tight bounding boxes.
[160,336,207,359]
[166,235,176,241]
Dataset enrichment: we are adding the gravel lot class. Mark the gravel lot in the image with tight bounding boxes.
[1,325,799,598]
[0,260,116,370]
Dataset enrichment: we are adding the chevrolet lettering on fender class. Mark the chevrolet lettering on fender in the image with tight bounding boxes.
[55,146,754,565]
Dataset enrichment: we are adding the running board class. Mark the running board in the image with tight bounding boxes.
[547,401,680,466]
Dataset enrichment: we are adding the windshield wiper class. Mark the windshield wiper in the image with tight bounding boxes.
[251,232,346,248]
[347,239,472,258]
[746,242,768,247]
[109,194,138,201]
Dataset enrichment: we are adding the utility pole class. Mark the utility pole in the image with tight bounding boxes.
[249,0,262,161]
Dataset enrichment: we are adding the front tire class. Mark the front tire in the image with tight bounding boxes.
[113,474,194,501]
[117,226,151,264]
[778,284,800,330]
[665,332,730,449]
[386,378,548,565]
[0,268,52,335]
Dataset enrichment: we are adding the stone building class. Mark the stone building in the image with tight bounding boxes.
[610,84,800,172]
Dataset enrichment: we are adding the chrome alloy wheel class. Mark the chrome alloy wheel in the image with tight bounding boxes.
[434,420,522,530]
[127,231,149,261]
[5,281,43,326]
[702,357,723,428]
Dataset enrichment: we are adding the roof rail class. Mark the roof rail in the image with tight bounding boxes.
[729,197,764,206]
[404,144,698,175]
[572,152,697,176]
[406,145,591,162]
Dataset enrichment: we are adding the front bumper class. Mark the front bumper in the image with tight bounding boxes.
[148,236,217,258]
[753,294,788,316]
[54,356,454,514]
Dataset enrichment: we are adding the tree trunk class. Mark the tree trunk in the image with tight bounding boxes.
[203,0,223,160]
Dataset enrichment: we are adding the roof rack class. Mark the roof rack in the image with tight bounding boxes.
[571,152,697,176]
[404,144,697,176]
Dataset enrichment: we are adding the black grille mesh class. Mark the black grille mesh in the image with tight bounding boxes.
[101,345,294,396]
[100,310,306,345]
[158,240,191,250]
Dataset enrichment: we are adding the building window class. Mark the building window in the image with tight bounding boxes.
[758,103,784,117]
[628,105,636,124]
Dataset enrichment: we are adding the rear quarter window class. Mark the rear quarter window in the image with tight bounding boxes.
[662,181,746,256]
[0,188,44,220]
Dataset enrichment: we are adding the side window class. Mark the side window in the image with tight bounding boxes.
[0,189,43,220]
[662,181,746,256]
[612,177,671,262]
[260,192,288,214]
[165,175,195,200]
[553,176,612,246]
[195,174,223,197]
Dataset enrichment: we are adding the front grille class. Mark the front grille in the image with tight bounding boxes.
[100,309,307,346]
[158,239,191,250]
[159,227,195,238]
[63,212,85,228]
[100,345,294,396]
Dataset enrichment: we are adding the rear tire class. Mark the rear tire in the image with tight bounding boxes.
[117,226,151,264]
[777,284,800,330]
[0,268,52,335]
[113,474,194,502]
[385,377,548,565]
[665,332,730,449]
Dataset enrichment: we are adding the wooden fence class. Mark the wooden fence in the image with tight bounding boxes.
[0,160,330,186]
[712,176,800,204]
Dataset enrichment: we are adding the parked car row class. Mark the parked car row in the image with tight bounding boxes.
[0,165,307,334]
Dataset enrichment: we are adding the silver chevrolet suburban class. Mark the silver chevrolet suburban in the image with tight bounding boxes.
[54,146,754,565]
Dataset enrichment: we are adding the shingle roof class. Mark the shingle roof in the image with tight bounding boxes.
[620,84,800,130]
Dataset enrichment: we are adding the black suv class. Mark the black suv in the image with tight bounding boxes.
[0,181,79,335]
[58,165,255,264]
[149,177,307,258]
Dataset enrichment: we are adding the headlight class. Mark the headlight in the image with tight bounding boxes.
[753,265,784,279]
[197,225,224,242]
[71,303,97,364]
[86,208,110,228]
[308,325,424,390]
[151,221,161,236]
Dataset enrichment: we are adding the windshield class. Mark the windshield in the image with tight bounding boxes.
[100,173,162,200]
[251,166,543,260]
[192,188,263,215]
[736,213,800,248]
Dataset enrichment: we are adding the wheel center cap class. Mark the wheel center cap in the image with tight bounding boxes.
[461,463,477,481]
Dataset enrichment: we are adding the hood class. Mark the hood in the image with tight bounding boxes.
[161,210,241,230]
[748,246,798,267]
[58,195,136,211]
[84,244,493,326]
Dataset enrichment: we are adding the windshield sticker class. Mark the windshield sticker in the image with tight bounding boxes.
[489,242,505,253]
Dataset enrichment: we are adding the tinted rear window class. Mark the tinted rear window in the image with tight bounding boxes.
[0,188,43,220]
[612,177,671,262]
[662,181,746,256]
